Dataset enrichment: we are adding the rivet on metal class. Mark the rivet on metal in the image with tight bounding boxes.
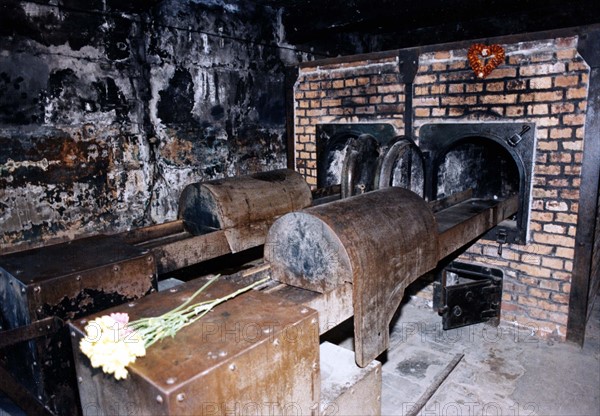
[273,339,280,346]
[300,308,309,314]
[76,275,81,281]
[310,317,317,325]
[33,286,41,293]
[71,331,76,338]
[262,327,272,334]
[218,351,227,357]
[166,377,176,385]
[147,256,154,264]
[78,377,83,383]
[128,303,136,308]
[156,395,163,404]
[229,363,236,371]
[80,319,87,325]
[169,288,178,293]
[176,393,185,402]
[312,362,318,371]
[20,287,26,293]
[113,265,120,272]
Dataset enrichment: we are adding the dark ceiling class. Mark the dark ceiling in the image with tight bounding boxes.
[266,0,600,54]
[39,0,600,56]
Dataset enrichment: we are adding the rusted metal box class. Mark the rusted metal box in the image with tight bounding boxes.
[70,277,320,416]
[0,235,157,415]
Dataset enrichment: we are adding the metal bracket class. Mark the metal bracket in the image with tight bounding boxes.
[0,316,63,349]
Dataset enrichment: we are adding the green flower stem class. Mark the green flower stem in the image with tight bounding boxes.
[128,275,269,349]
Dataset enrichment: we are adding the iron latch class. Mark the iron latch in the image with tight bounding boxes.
[496,228,508,255]
[506,125,531,147]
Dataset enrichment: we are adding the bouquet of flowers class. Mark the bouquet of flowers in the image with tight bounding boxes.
[79,275,268,380]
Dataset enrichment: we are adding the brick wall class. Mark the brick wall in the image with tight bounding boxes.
[294,55,405,186]
[293,37,591,340]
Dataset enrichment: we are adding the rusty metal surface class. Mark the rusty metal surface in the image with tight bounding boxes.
[266,282,354,335]
[224,261,353,335]
[147,230,232,274]
[102,170,310,276]
[266,188,439,367]
[428,189,474,213]
[223,221,272,253]
[436,195,519,259]
[70,277,320,415]
[117,220,186,245]
[266,189,519,367]
[0,235,153,285]
[0,235,157,415]
[178,169,312,236]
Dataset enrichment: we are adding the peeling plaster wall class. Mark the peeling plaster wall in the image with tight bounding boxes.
[0,0,293,253]
[145,0,289,221]
[0,0,152,253]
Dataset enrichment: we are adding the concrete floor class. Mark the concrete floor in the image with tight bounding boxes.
[1,295,599,415]
[375,295,600,416]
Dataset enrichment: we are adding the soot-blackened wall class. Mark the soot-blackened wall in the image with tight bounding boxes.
[0,0,296,253]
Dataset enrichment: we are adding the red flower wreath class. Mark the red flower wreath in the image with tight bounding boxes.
[467,44,505,79]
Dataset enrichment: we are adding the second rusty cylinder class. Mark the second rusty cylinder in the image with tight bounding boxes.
[265,187,439,294]
[178,169,312,235]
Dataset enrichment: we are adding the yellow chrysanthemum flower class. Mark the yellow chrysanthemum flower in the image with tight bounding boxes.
[80,314,146,380]
[79,275,268,380]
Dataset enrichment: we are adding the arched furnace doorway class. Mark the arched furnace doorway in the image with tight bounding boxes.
[419,123,536,244]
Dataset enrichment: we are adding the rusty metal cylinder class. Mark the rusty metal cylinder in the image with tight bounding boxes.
[178,169,312,235]
[265,187,439,294]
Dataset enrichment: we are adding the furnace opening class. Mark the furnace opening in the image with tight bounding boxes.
[419,122,536,244]
[434,137,520,201]
[316,123,398,189]
[315,123,425,199]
